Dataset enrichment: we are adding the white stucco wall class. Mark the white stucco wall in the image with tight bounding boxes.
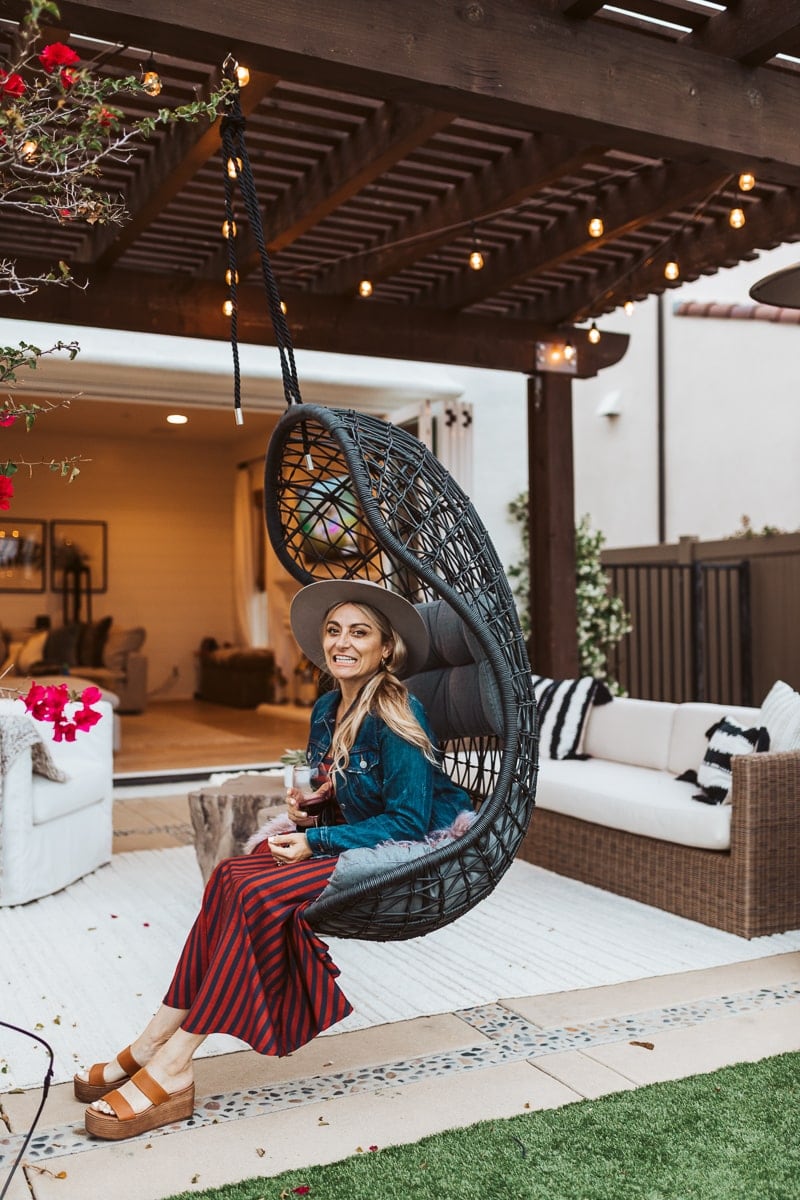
[573,242,800,547]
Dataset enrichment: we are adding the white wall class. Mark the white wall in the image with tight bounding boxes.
[573,243,800,547]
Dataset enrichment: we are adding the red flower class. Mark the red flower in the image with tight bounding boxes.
[23,680,103,739]
[0,412,17,427]
[0,474,14,510]
[0,71,26,97]
[60,68,78,89]
[39,43,80,73]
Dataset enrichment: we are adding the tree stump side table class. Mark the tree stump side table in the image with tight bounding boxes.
[189,773,286,883]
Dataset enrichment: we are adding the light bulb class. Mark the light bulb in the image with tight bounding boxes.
[468,249,485,271]
[588,216,604,238]
[563,340,576,362]
[358,279,373,298]
[222,298,234,316]
[225,268,239,285]
[221,219,237,238]
[623,299,634,316]
[19,139,38,161]
[142,55,162,96]
[280,300,288,314]
[738,172,755,192]
[729,206,745,229]
[236,65,251,87]
[226,157,242,179]
[588,322,601,345]
[664,260,680,281]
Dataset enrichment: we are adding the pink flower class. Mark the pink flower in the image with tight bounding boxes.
[0,71,26,97]
[80,685,103,705]
[0,412,17,427]
[0,474,14,510]
[59,67,78,89]
[23,681,103,739]
[39,43,80,73]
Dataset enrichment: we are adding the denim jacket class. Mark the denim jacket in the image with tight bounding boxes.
[304,689,470,856]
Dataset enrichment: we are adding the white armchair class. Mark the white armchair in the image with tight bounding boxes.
[0,697,114,906]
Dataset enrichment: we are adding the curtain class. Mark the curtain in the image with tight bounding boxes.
[233,465,268,647]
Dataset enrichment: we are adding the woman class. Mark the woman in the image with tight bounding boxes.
[76,579,470,1140]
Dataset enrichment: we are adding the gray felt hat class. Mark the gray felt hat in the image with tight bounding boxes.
[290,579,429,678]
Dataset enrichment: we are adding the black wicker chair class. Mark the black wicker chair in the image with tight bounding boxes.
[264,402,538,941]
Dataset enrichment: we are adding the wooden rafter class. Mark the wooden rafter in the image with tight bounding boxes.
[202,102,454,280]
[685,0,800,66]
[431,164,730,312]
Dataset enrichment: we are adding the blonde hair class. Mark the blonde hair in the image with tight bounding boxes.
[324,601,436,779]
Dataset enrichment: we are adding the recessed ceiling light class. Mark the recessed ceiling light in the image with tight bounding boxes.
[166,413,188,425]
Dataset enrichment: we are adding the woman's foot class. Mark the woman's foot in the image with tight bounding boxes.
[84,1067,195,1141]
[73,1045,142,1103]
[88,1047,194,1119]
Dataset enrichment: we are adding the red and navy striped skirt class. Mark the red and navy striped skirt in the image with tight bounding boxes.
[163,845,352,1056]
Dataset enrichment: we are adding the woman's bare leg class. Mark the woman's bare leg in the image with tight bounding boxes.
[76,1003,189,1088]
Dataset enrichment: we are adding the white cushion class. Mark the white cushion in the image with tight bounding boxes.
[759,680,800,752]
[583,696,677,771]
[667,703,760,776]
[535,757,731,850]
[31,762,110,823]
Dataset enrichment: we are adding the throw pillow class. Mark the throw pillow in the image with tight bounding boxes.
[103,626,146,673]
[43,622,81,669]
[759,680,800,752]
[77,616,113,668]
[687,716,770,805]
[532,673,613,759]
[15,629,49,673]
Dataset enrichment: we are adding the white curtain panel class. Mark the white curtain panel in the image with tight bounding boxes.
[233,466,268,647]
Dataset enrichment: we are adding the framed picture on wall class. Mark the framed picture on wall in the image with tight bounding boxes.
[0,518,46,592]
[50,520,108,593]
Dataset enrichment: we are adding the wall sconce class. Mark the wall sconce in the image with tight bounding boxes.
[535,340,578,374]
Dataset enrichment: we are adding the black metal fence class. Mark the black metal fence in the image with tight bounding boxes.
[604,560,752,706]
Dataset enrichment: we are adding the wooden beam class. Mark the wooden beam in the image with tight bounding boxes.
[50,0,800,183]
[311,135,603,296]
[684,0,800,67]
[527,372,579,678]
[202,102,453,279]
[74,71,279,267]
[0,265,628,376]
[430,163,730,311]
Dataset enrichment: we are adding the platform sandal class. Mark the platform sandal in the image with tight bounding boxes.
[73,1045,142,1103]
[84,1068,195,1141]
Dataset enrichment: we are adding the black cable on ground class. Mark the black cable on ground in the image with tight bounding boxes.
[0,1022,54,1200]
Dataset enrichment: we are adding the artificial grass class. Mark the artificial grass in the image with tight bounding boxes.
[166,1052,800,1200]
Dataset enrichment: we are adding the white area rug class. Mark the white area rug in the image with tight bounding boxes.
[2,845,799,1090]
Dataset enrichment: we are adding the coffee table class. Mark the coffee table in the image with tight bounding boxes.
[189,772,287,883]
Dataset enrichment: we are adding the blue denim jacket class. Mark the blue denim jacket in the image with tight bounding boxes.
[304,689,470,856]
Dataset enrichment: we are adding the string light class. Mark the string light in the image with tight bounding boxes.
[222,298,234,316]
[588,216,604,238]
[588,322,601,345]
[225,268,239,285]
[236,65,251,87]
[738,172,755,192]
[623,299,634,316]
[358,279,373,297]
[226,157,242,180]
[142,53,162,96]
[729,206,746,229]
[563,340,576,362]
[468,224,484,270]
[664,260,680,281]
[221,219,237,238]
[280,300,288,314]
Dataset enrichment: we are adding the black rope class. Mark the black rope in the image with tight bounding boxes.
[220,87,303,419]
[0,1022,54,1200]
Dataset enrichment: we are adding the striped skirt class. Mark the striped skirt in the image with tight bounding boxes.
[163,846,352,1056]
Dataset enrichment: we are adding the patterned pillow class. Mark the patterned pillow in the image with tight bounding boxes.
[532,674,612,759]
[692,716,770,804]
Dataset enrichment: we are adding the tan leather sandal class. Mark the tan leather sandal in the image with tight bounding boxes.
[84,1068,195,1141]
[73,1045,142,1103]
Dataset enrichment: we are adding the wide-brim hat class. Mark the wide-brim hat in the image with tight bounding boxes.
[290,579,429,678]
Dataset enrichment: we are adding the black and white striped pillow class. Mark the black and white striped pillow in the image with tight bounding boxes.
[693,716,770,804]
[532,674,612,759]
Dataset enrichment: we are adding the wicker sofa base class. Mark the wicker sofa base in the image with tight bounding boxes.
[520,749,800,941]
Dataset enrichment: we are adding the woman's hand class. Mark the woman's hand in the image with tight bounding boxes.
[268,831,312,865]
[286,783,331,827]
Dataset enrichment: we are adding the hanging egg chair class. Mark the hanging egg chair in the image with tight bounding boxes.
[220,83,538,942]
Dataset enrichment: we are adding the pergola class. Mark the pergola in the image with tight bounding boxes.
[2,0,799,673]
